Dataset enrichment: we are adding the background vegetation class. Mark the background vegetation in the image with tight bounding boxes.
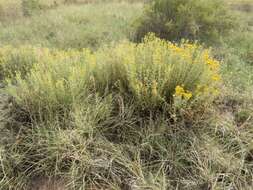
[0,0,252,190]
[0,0,143,49]
[134,0,236,45]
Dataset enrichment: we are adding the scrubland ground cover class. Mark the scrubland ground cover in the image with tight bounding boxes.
[0,1,142,49]
[0,0,253,190]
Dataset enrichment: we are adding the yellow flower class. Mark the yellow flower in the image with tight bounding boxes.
[212,88,220,96]
[151,80,158,96]
[212,74,221,81]
[206,59,220,70]
[203,50,210,61]
[175,85,192,100]
[153,48,162,64]
[175,85,185,96]
[183,92,192,99]
[89,55,96,64]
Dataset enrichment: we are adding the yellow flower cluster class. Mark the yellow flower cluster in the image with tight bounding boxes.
[104,34,222,105]
[203,50,220,70]
[211,74,221,81]
[174,85,193,100]
[2,34,222,111]
[169,44,192,60]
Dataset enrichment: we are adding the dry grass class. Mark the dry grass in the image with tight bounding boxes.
[0,0,22,21]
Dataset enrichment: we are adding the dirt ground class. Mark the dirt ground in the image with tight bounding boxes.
[29,178,66,190]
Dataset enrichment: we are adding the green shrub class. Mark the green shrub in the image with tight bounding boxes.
[134,0,236,45]
[22,0,41,16]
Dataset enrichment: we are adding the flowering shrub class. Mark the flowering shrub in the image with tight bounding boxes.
[95,34,221,109]
[4,34,221,119]
[5,48,91,119]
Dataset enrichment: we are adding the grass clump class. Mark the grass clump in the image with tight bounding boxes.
[134,0,236,45]
[0,0,23,22]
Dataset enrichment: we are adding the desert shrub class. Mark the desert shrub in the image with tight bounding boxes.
[5,34,221,122]
[134,0,236,45]
[5,49,93,120]
[93,34,221,110]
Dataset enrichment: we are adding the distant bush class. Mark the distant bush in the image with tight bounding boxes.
[4,35,221,121]
[22,0,41,16]
[134,0,236,45]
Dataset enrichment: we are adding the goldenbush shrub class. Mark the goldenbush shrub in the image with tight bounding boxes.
[5,49,92,120]
[134,0,236,45]
[93,34,221,109]
[5,34,221,121]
